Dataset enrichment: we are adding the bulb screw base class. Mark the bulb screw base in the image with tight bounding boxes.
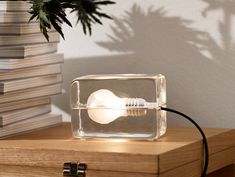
[124,98,146,107]
[124,98,147,117]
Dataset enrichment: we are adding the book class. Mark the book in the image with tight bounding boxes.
[0,23,41,35]
[0,74,62,93]
[0,114,62,139]
[0,23,55,35]
[0,53,64,70]
[0,32,59,47]
[0,104,51,127]
[0,1,30,12]
[0,12,34,23]
[0,44,57,58]
[0,97,50,113]
[0,84,61,104]
[0,64,61,81]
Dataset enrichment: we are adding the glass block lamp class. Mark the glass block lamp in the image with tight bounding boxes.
[70,74,166,141]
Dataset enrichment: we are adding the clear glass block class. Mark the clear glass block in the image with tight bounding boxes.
[70,74,166,141]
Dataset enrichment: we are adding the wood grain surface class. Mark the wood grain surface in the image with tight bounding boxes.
[0,123,234,176]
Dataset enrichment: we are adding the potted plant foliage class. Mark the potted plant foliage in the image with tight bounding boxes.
[15,0,115,40]
[28,0,115,40]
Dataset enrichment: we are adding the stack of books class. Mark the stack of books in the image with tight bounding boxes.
[0,1,63,138]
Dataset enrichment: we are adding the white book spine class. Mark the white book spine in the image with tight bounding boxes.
[0,2,7,12]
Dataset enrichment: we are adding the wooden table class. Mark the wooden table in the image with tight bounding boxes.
[0,123,234,177]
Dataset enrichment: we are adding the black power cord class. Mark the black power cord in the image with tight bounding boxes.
[160,107,209,177]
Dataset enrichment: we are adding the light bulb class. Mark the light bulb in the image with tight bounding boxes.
[87,89,157,124]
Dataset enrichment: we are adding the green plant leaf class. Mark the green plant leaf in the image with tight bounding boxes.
[27,0,116,40]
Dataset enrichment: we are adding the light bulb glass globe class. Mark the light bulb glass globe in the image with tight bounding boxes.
[87,89,127,124]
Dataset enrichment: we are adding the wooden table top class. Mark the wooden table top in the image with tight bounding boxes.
[0,123,234,175]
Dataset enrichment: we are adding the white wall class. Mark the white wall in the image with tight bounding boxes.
[54,0,235,128]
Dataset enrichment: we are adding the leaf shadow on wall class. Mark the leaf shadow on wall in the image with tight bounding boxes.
[202,0,235,65]
[53,4,235,127]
